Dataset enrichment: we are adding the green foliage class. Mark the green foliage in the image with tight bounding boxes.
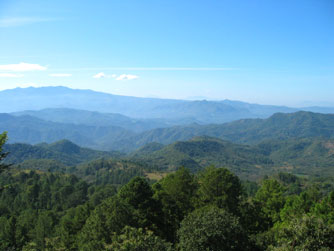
[78,177,164,249]
[312,191,334,224]
[197,166,242,214]
[0,216,17,250]
[0,131,10,173]
[153,167,197,242]
[77,196,134,249]
[118,177,163,234]
[177,206,250,251]
[271,215,334,250]
[255,179,286,223]
[280,187,321,222]
[75,158,146,185]
[108,226,172,251]
[57,204,91,250]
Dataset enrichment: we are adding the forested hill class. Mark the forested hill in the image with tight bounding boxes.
[113,111,334,151]
[4,139,121,166]
[130,136,334,179]
[2,110,334,152]
[5,135,334,180]
[12,108,178,133]
[0,113,134,149]
[130,136,271,179]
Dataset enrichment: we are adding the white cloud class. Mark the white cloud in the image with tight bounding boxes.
[93,72,107,79]
[93,72,139,80]
[49,73,72,77]
[0,62,47,72]
[116,74,139,81]
[0,73,23,78]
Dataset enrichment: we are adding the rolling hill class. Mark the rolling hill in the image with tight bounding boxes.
[129,136,334,179]
[4,139,121,166]
[12,108,177,133]
[0,113,134,149]
[112,111,334,151]
[129,136,272,178]
[2,110,334,153]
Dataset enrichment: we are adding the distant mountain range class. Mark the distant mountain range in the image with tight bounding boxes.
[2,109,334,152]
[2,86,334,124]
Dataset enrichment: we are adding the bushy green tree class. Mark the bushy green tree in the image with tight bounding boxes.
[312,191,334,224]
[197,166,242,214]
[107,226,172,251]
[57,204,90,250]
[77,196,133,250]
[153,167,197,241]
[118,177,163,234]
[0,216,17,250]
[280,187,320,222]
[271,215,334,250]
[177,206,250,251]
[255,179,285,223]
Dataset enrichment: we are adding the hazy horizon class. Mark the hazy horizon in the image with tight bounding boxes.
[2,85,334,109]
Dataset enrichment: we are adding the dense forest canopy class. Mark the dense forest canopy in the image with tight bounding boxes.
[1,127,334,250]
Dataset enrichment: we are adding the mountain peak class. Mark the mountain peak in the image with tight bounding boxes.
[48,139,81,154]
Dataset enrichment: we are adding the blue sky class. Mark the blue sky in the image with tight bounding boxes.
[0,0,333,106]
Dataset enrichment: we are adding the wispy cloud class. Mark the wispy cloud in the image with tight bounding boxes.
[49,73,72,77]
[69,67,236,71]
[93,72,139,80]
[0,73,24,78]
[0,62,47,72]
[108,67,236,71]
[116,74,139,81]
[93,72,107,79]
[0,17,55,27]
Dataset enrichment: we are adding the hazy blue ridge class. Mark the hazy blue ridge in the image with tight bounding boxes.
[3,86,332,124]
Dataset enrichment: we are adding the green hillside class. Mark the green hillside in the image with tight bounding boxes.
[130,136,273,179]
[4,139,122,166]
[3,111,334,152]
[0,113,135,150]
[258,138,334,177]
[130,136,334,180]
[12,108,175,133]
[114,111,334,151]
